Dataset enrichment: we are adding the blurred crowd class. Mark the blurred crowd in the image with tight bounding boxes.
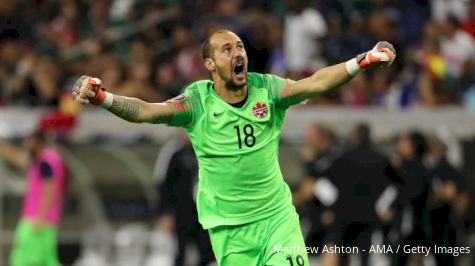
[1,0,475,109]
[292,123,473,266]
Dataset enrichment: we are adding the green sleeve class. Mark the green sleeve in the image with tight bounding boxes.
[264,74,302,110]
[165,88,198,129]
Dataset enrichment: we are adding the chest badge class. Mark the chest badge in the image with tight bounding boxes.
[252,102,268,118]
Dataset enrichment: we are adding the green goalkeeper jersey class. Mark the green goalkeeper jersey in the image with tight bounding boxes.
[167,72,300,229]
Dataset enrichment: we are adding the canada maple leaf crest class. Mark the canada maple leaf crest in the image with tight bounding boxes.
[252,102,268,118]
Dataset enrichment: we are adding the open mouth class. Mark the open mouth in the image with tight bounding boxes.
[233,62,244,76]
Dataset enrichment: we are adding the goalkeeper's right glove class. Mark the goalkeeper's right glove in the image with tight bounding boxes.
[72,75,113,109]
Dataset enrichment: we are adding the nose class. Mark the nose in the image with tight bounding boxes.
[232,47,244,59]
[233,54,244,64]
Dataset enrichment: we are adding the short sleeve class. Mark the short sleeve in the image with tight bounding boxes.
[166,88,198,129]
[265,74,303,110]
[39,161,53,180]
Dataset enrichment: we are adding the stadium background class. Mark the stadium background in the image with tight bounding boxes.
[1,0,475,265]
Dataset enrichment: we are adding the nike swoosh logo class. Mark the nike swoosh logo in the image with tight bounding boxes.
[213,112,224,117]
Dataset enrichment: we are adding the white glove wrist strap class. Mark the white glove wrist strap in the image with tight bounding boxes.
[345,58,363,76]
[101,91,114,109]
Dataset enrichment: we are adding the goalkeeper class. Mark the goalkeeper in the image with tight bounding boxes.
[73,30,395,266]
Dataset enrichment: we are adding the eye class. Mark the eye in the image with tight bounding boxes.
[223,47,231,52]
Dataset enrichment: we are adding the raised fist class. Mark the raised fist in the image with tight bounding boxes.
[357,41,396,69]
[72,76,105,105]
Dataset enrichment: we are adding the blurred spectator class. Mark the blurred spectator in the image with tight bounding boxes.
[414,21,449,106]
[391,132,431,266]
[0,130,66,266]
[425,137,471,266]
[294,124,341,266]
[328,124,394,266]
[153,132,214,266]
[431,0,469,23]
[283,0,327,77]
[439,16,475,81]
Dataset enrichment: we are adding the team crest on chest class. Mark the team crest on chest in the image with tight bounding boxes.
[252,102,268,118]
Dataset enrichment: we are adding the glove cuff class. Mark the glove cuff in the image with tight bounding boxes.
[345,57,364,76]
[90,90,113,109]
[88,78,113,109]
[100,91,114,109]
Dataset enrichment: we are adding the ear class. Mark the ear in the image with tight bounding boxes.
[204,58,216,72]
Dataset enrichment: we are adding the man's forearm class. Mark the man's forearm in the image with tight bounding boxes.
[0,140,29,169]
[288,63,353,101]
[72,76,175,124]
[108,95,142,123]
[289,41,396,100]
[310,63,353,93]
[105,94,173,124]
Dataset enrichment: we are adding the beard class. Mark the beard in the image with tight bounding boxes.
[217,66,246,90]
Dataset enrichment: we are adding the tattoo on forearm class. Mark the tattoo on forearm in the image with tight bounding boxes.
[110,96,140,121]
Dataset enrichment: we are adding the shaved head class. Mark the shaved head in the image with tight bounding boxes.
[201,29,233,59]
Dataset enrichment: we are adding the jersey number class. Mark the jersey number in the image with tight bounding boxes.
[286,255,305,266]
[233,124,255,149]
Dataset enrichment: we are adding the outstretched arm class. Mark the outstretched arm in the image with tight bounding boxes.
[72,76,177,124]
[0,139,29,169]
[284,41,396,102]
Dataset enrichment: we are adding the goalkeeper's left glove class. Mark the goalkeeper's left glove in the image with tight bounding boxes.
[345,41,396,76]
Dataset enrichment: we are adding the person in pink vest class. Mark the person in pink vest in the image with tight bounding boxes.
[0,130,66,266]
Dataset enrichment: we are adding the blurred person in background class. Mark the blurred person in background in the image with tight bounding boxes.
[0,130,66,266]
[414,21,452,106]
[328,123,395,266]
[154,131,214,266]
[391,132,431,266]
[283,0,328,78]
[431,0,469,23]
[425,137,471,266]
[439,16,475,83]
[294,124,341,266]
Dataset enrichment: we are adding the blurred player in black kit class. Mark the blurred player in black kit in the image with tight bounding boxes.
[154,132,214,266]
[294,124,341,265]
[328,124,395,266]
[425,137,470,266]
[392,132,431,266]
